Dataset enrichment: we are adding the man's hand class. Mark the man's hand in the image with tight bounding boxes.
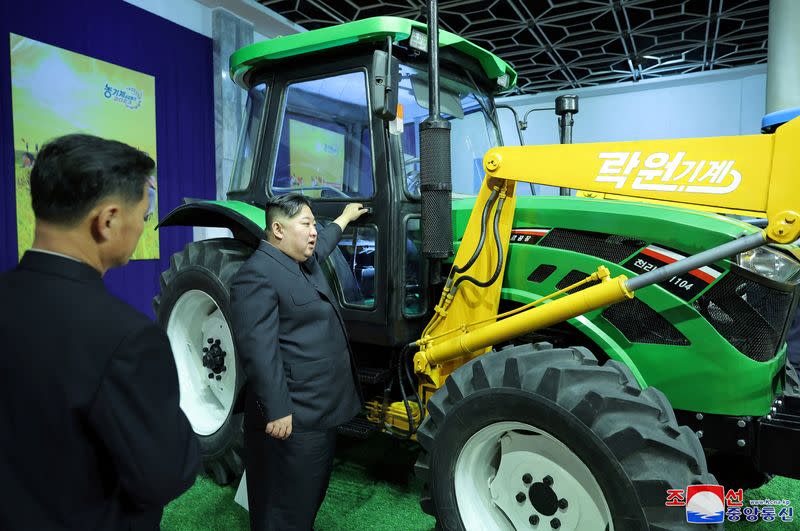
[342,203,370,222]
[333,203,370,231]
[266,414,292,439]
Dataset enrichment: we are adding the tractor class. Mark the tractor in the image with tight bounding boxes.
[154,13,800,530]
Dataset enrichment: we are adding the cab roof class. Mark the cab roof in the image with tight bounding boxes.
[229,16,517,91]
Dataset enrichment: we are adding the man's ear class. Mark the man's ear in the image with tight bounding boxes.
[271,220,284,242]
[91,203,120,243]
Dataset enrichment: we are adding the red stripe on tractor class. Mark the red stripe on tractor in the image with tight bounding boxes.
[512,229,548,236]
[639,248,716,283]
[641,247,676,263]
[689,269,715,283]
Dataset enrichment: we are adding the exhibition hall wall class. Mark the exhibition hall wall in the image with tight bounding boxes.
[0,0,215,318]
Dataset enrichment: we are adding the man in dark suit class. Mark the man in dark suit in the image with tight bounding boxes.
[231,193,366,530]
[0,134,200,530]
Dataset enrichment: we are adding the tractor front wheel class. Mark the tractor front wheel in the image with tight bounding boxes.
[415,343,718,530]
[154,238,253,485]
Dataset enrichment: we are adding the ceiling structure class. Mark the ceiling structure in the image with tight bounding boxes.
[258,0,769,94]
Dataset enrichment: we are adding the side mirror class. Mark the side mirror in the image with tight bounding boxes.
[371,50,400,121]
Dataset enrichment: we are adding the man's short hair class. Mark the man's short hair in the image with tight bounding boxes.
[30,134,155,226]
[265,192,312,229]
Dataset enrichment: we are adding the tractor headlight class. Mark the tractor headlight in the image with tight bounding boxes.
[737,246,800,284]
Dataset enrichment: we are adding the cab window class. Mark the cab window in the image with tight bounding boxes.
[229,82,267,192]
[270,71,375,199]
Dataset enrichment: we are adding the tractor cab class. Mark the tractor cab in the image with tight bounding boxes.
[219,17,514,348]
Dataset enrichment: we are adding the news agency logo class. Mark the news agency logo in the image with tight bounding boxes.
[685,485,725,523]
[666,484,795,524]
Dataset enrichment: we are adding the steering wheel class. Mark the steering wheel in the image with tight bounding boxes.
[314,185,350,199]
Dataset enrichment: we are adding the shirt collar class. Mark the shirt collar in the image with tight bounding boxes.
[18,250,103,286]
[29,248,83,263]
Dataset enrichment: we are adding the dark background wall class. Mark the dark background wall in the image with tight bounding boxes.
[0,0,216,318]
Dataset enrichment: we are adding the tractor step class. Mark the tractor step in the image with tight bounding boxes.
[357,367,392,385]
[337,417,382,439]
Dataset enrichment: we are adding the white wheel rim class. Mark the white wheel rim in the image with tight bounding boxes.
[455,421,613,531]
[167,289,236,436]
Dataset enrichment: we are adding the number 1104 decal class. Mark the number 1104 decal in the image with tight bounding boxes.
[624,245,721,301]
[668,275,695,291]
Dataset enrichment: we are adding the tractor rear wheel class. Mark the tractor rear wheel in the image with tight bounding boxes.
[153,238,253,485]
[415,343,718,530]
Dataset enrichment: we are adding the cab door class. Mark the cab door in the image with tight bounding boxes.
[258,56,392,342]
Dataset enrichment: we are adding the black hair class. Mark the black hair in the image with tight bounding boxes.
[30,134,155,226]
[264,192,312,230]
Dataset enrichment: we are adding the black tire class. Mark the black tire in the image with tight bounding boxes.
[153,238,253,485]
[415,343,719,531]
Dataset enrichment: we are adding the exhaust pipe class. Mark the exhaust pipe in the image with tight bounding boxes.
[555,94,578,196]
[419,0,453,259]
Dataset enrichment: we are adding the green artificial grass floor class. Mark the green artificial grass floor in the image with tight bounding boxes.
[163,436,800,530]
[163,436,435,531]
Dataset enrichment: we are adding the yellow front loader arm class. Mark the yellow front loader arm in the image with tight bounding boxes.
[484,116,800,241]
[413,117,800,390]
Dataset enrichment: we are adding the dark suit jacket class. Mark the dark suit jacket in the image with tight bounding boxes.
[0,252,200,530]
[231,223,362,431]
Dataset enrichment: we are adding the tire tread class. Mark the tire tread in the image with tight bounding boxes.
[153,238,253,486]
[415,343,718,530]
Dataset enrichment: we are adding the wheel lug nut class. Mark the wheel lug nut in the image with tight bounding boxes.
[215,375,222,381]
[529,514,539,525]
[202,347,208,353]
[543,475,553,487]
[516,492,526,503]
[215,339,221,345]
[523,473,532,484]
[222,366,227,372]
[208,373,214,379]
[207,338,213,344]
[550,518,561,529]
[558,498,568,509]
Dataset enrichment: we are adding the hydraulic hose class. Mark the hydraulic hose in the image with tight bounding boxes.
[403,345,425,423]
[452,188,499,274]
[452,195,506,291]
[398,344,417,437]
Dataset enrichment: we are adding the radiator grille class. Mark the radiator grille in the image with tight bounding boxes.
[539,229,645,263]
[528,264,557,283]
[693,269,794,362]
[602,298,690,346]
[556,270,689,346]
